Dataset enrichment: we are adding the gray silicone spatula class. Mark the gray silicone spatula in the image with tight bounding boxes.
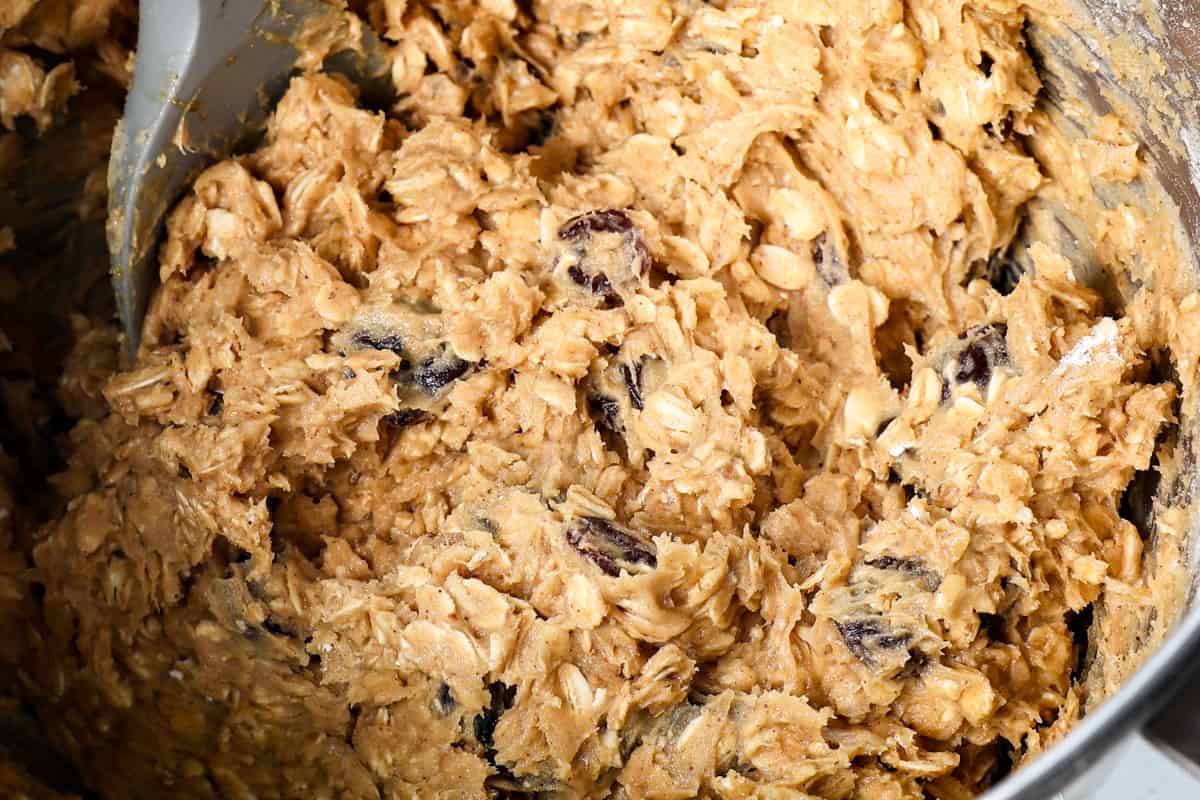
[107,0,391,359]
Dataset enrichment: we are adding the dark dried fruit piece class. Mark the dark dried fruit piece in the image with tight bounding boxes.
[863,555,941,591]
[556,209,651,307]
[968,251,1025,294]
[620,361,645,410]
[560,209,636,239]
[567,264,618,303]
[352,330,406,355]
[433,682,456,717]
[587,394,623,436]
[474,681,517,751]
[955,324,1008,385]
[942,323,1009,401]
[384,408,430,428]
[411,350,472,395]
[585,353,662,447]
[863,555,920,572]
[389,343,473,396]
[565,517,657,577]
[811,232,849,286]
[834,618,911,666]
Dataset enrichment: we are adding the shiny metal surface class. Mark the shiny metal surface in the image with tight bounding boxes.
[983,1,1200,796]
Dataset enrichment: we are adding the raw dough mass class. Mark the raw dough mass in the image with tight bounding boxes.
[3,1,1200,799]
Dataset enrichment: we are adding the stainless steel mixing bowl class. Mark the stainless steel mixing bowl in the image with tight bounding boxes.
[4,1,1200,797]
[982,1,1200,797]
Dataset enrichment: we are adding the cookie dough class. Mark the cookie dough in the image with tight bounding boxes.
[0,3,131,795]
[6,1,1199,799]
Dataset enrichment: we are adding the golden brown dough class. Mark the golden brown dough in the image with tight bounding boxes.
[4,1,1197,799]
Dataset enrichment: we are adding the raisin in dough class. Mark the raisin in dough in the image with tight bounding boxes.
[26,1,1200,799]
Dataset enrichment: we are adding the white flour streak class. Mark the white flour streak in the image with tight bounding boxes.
[1059,317,1121,370]
[1182,126,1200,197]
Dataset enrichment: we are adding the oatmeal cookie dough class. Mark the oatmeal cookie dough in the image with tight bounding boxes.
[0,2,131,795]
[0,0,131,133]
[20,1,1198,798]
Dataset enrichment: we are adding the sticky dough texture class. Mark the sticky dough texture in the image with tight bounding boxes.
[0,0,131,132]
[30,1,1197,798]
